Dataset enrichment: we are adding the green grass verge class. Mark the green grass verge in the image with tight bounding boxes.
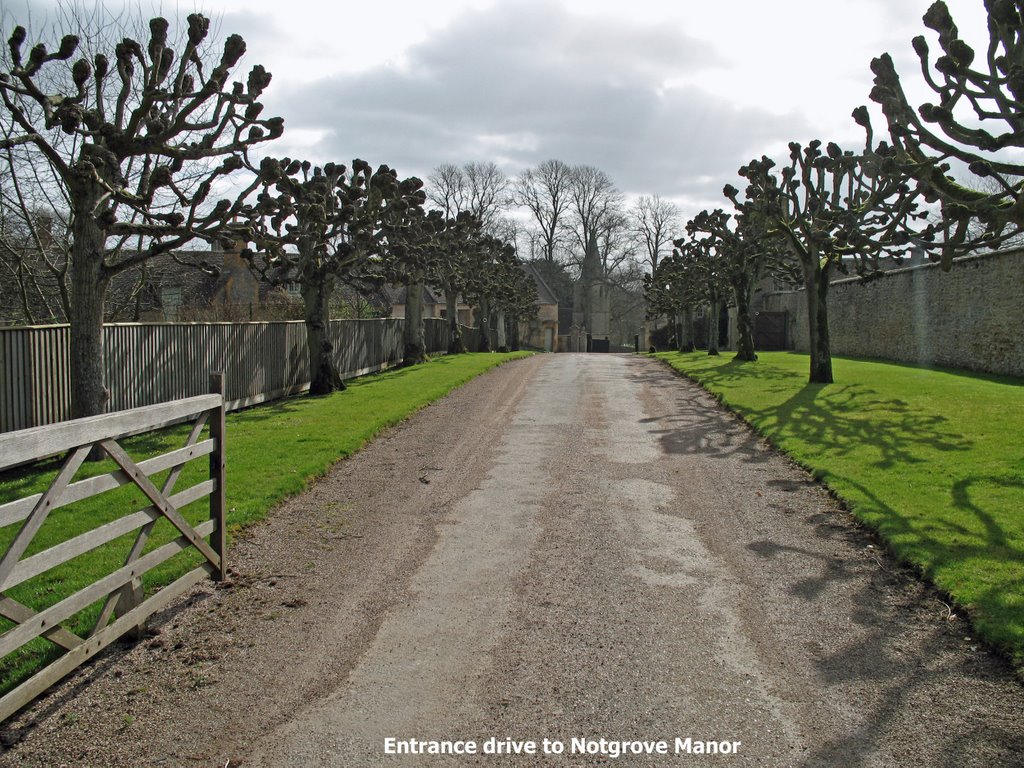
[654,350,1024,669]
[0,351,532,695]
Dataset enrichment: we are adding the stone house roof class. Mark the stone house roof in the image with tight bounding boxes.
[520,261,559,307]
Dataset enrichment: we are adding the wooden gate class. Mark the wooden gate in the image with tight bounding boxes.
[0,374,227,722]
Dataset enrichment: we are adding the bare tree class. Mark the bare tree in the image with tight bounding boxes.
[0,11,282,417]
[513,158,572,263]
[427,163,466,218]
[463,161,509,230]
[566,164,623,275]
[633,193,680,272]
[490,213,522,256]
[427,161,509,232]
[0,194,70,324]
[596,208,637,277]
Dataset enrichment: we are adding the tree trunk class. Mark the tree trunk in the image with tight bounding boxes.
[446,285,466,354]
[69,212,109,420]
[303,276,344,395]
[682,307,696,352]
[403,276,427,365]
[495,308,508,352]
[803,261,833,383]
[706,299,720,356]
[477,297,491,352]
[732,276,757,362]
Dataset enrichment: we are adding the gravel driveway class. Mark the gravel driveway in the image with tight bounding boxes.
[2,353,1022,767]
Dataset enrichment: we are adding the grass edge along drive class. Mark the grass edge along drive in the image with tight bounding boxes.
[0,351,533,697]
[654,350,1024,674]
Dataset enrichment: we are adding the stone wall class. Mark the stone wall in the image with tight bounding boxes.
[756,248,1024,377]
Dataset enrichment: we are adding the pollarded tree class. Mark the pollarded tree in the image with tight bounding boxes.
[430,211,483,354]
[726,138,921,383]
[685,211,746,359]
[0,14,282,417]
[244,158,422,394]
[868,0,1024,267]
[462,233,517,353]
[380,200,443,367]
[487,245,536,352]
[643,251,700,352]
[685,208,789,362]
[672,235,730,356]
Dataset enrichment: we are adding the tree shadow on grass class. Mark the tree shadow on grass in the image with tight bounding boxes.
[949,475,1024,551]
[225,396,315,426]
[654,354,802,390]
[751,468,1024,655]
[739,380,970,471]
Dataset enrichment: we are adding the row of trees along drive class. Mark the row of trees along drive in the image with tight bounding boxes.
[646,0,1024,384]
[0,11,537,415]
[0,13,282,419]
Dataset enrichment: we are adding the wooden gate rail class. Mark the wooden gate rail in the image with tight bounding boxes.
[0,373,227,722]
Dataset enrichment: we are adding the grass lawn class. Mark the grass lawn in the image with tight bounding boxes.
[0,351,532,695]
[656,350,1024,670]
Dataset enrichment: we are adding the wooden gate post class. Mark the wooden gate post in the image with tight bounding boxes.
[209,372,227,581]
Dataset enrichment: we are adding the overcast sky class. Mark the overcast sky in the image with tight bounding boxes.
[13,0,995,226]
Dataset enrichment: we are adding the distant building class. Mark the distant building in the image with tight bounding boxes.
[105,243,276,322]
[385,284,473,326]
[570,231,611,351]
[519,262,559,351]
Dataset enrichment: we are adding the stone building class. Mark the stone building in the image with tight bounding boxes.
[519,262,560,351]
[570,231,611,351]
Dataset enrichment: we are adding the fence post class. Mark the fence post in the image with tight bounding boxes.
[209,372,227,581]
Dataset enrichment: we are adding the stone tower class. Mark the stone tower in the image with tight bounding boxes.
[572,230,611,342]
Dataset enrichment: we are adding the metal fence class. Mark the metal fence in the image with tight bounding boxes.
[1,318,456,433]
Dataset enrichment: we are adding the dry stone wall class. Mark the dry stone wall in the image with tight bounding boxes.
[756,249,1024,377]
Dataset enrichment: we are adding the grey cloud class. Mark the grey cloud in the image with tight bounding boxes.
[218,10,279,48]
[267,1,812,201]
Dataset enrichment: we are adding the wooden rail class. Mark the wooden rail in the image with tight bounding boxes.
[0,374,227,722]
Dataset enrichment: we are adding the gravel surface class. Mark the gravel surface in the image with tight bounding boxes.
[1,353,1022,767]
